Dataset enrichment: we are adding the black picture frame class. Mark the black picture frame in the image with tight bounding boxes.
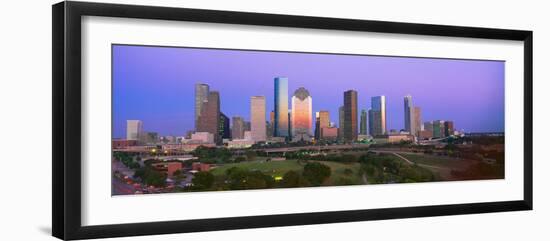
[52,1,533,240]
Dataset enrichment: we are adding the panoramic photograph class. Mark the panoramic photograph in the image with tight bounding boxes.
[111,44,505,195]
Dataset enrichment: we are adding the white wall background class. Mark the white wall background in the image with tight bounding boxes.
[0,0,548,240]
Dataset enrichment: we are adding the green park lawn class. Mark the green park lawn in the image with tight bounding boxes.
[210,160,303,177]
[210,159,364,186]
[399,153,469,169]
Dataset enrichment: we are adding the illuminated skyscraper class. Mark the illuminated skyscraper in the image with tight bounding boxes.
[291,87,313,140]
[404,95,413,132]
[412,107,422,136]
[288,110,292,139]
[360,109,367,135]
[369,96,387,136]
[231,116,245,139]
[315,110,330,140]
[268,110,275,137]
[126,120,143,141]
[196,91,220,142]
[274,77,289,138]
[194,83,210,129]
[343,90,358,141]
[250,96,267,142]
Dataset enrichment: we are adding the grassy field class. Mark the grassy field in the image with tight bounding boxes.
[398,153,472,180]
[317,161,362,185]
[399,153,469,168]
[210,160,303,177]
[210,160,364,185]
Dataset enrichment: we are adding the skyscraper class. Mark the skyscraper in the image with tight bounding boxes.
[424,121,434,134]
[231,116,245,139]
[338,106,345,140]
[250,96,267,142]
[194,83,210,129]
[315,112,320,140]
[433,120,445,138]
[343,90,358,141]
[288,110,292,139]
[291,87,313,140]
[315,110,330,140]
[404,95,413,133]
[444,121,454,136]
[219,112,230,139]
[274,77,289,138]
[360,109,367,135]
[368,96,387,136]
[268,110,275,137]
[412,106,422,136]
[126,120,143,141]
[196,91,220,142]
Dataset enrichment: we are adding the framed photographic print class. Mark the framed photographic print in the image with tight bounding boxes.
[52,1,533,240]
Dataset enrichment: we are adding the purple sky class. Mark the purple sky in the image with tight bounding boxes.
[112,44,504,138]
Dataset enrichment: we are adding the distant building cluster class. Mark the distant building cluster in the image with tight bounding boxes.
[115,77,461,150]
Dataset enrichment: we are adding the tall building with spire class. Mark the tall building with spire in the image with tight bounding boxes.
[273,77,289,138]
[291,87,313,141]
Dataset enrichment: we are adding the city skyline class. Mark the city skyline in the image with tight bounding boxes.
[112,45,504,138]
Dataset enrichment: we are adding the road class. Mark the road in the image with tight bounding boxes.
[392,152,414,165]
[260,144,370,153]
[389,151,448,171]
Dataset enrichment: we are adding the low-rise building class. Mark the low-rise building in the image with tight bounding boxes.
[267,137,286,143]
[162,143,216,152]
[357,134,370,141]
[226,139,256,149]
[320,127,338,141]
[151,161,183,177]
[418,130,433,140]
[192,162,211,172]
[112,139,138,149]
[373,134,414,144]
[191,132,214,144]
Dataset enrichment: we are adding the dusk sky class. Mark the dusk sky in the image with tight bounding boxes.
[112,44,504,138]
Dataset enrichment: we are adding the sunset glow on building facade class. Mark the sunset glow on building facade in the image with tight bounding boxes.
[291,87,313,140]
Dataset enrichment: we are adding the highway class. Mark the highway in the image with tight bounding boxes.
[258,144,370,153]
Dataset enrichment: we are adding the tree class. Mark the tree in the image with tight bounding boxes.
[234,156,246,163]
[302,162,331,186]
[192,171,214,190]
[133,166,166,187]
[225,167,273,190]
[281,170,301,188]
[340,154,358,163]
[343,168,353,176]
